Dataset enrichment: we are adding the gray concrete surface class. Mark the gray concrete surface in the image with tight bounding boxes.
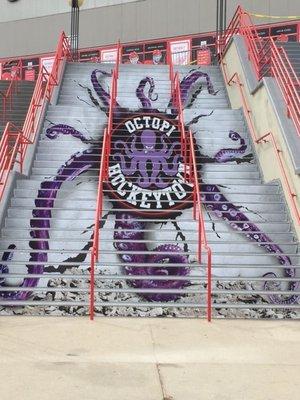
[1,0,300,57]
[0,317,299,399]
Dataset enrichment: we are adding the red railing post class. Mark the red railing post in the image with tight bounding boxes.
[90,250,95,320]
[187,130,212,322]
[116,40,121,79]
[89,56,119,320]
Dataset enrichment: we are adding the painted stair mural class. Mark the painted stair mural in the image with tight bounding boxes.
[0,62,299,318]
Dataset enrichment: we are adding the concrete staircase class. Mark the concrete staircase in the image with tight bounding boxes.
[0,62,298,318]
[0,81,35,135]
[278,42,300,80]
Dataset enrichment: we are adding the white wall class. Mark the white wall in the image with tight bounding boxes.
[0,0,299,58]
[0,0,144,22]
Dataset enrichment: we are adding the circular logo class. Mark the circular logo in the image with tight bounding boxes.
[107,113,193,216]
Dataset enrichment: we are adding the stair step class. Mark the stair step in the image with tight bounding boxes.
[29,167,261,179]
[5,218,292,233]
[32,161,257,172]
[14,188,282,203]
[10,198,285,213]
[6,208,287,222]
[0,247,296,264]
[1,226,294,240]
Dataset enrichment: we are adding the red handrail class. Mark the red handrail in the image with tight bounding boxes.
[270,41,300,134]
[188,130,212,322]
[256,132,300,225]
[219,6,300,135]
[0,122,32,198]
[220,59,300,225]
[116,40,121,79]
[0,32,71,201]
[168,54,212,320]
[0,60,22,123]
[107,69,118,140]
[89,42,120,320]
[169,69,187,161]
[45,32,72,101]
[89,128,110,320]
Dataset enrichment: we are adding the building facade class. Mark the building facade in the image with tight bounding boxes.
[0,0,299,58]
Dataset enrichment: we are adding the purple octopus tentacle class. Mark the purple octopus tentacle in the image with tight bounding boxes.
[46,124,92,143]
[186,111,214,127]
[136,77,158,109]
[214,131,248,163]
[114,212,189,302]
[0,245,14,285]
[0,145,100,300]
[114,136,138,159]
[91,69,127,119]
[161,154,181,176]
[91,69,113,109]
[147,78,158,101]
[113,153,138,176]
[201,184,299,304]
[168,70,218,113]
[180,70,219,98]
[160,139,181,158]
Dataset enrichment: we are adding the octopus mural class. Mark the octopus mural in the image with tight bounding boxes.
[0,67,298,309]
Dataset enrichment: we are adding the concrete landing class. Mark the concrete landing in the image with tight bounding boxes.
[0,318,299,400]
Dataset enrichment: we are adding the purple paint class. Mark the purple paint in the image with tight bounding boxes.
[0,69,297,306]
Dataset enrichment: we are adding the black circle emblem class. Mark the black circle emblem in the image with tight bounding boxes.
[107,113,193,216]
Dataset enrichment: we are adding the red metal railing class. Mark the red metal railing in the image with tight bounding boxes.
[0,123,32,195]
[116,40,121,79]
[169,70,187,161]
[89,128,110,320]
[219,6,300,135]
[220,59,300,226]
[89,43,120,320]
[45,32,72,101]
[169,54,212,320]
[0,60,22,123]
[187,130,212,321]
[256,132,300,225]
[269,42,300,134]
[0,32,71,201]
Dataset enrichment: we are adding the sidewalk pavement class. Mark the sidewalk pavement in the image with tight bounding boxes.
[0,317,299,400]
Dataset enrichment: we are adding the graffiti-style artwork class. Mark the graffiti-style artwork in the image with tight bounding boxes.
[0,64,299,318]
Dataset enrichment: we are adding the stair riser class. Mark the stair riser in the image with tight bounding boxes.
[13,189,282,203]
[32,161,257,172]
[29,167,261,179]
[15,179,279,192]
[0,237,296,255]
[6,209,286,221]
[5,218,291,233]
[10,198,285,213]
[2,229,294,243]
